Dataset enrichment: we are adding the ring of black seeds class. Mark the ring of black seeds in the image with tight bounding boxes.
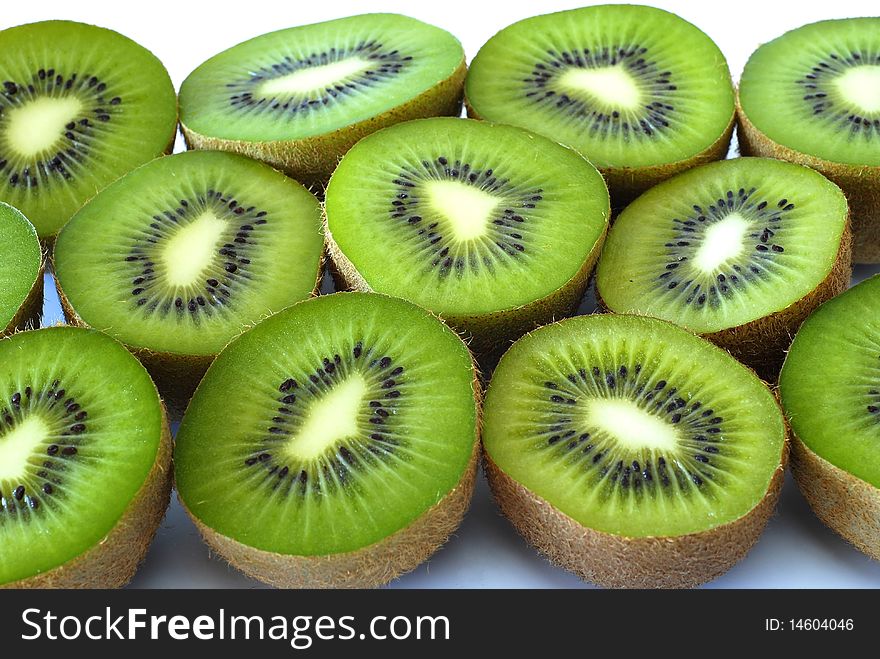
[0,69,122,189]
[123,190,269,317]
[242,340,407,497]
[225,41,413,116]
[651,188,794,309]
[388,157,543,277]
[523,46,676,139]
[537,361,727,494]
[798,49,880,134]
[867,355,880,419]
[0,380,90,516]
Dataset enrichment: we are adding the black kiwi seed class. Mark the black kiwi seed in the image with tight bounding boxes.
[122,194,269,316]
[0,69,122,188]
[653,188,794,308]
[798,51,880,134]
[0,378,93,514]
[244,343,409,496]
[540,363,723,493]
[522,45,675,139]
[387,162,544,277]
[226,41,411,116]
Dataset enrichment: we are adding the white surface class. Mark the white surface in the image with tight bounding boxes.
[11,0,880,588]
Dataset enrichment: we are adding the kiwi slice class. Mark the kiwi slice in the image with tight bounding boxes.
[0,202,43,336]
[179,14,466,188]
[175,292,479,588]
[738,18,880,263]
[0,326,170,588]
[0,20,177,244]
[465,5,735,206]
[596,158,851,379]
[779,275,880,561]
[52,150,323,418]
[325,117,609,363]
[482,313,787,588]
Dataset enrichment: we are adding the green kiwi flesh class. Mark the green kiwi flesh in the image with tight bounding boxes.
[325,117,609,363]
[596,158,851,378]
[179,14,466,187]
[779,274,880,560]
[0,20,178,242]
[483,313,786,587]
[738,18,880,262]
[0,202,43,335]
[0,326,170,587]
[175,292,479,588]
[465,5,735,206]
[52,150,324,417]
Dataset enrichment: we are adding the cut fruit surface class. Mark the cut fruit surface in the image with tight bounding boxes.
[780,275,880,488]
[175,292,478,557]
[0,327,165,585]
[0,20,177,239]
[739,18,880,166]
[465,5,734,170]
[0,202,42,332]
[53,150,323,357]
[596,158,849,334]
[325,117,609,320]
[180,14,463,142]
[483,313,786,538]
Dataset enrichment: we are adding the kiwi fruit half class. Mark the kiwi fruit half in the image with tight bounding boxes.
[483,313,787,588]
[738,18,880,263]
[179,14,466,188]
[52,150,323,418]
[779,274,880,561]
[465,5,735,207]
[0,20,177,244]
[0,202,43,336]
[0,326,171,588]
[325,117,610,364]
[175,292,479,588]
[596,157,851,380]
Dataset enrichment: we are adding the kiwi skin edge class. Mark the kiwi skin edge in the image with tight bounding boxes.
[484,429,788,589]
[180,371,482,589]
[55,280,208,420]
[2,255,45,337]
[737,94,880,264]
[465,105,735,211]
[53,253,325,420]
[325,215,608,369]
[182,62,467,192]
[596,220,852,382]
[1,409,173,589]
[789,436,880,562]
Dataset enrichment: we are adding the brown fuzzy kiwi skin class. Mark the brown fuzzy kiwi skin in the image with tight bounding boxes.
[484,430,788,589]
[54,253,325,420]
[182,366,482,589]
[465,103,735,210]
[789,435,880,561]
[182,62,467,191]
[2,409,173,589]
[596,220,852,382]
[2,255,45,337]
[324,213,608,369]
[737,96,880,263]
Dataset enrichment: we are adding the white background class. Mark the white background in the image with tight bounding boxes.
[7,0,880,587]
